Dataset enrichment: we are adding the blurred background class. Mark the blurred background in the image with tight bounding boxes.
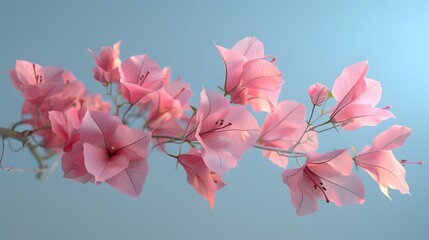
[0,1,428,239]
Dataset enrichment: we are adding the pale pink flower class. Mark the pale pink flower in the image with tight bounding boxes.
[141,89,185,142]
[63,70,78,83]
[240,59,284,112]
[88,41,122,84]
[62,111,151,197]
[160,67,192,108]
[9,60,65,104]
[282,150,365,216]
[231,36,265,60]
[48,108,81,152]
[216,37,283,112]
[189,89,260,174]
[330,61,394,130]
[258,100,318,168]
[217,37,264,94]
[119,55,164,104]
[79,92,111,114]
[20,81,86,149]
[20,74,111,151]
[355,125,411,199]
[177,149,226,208]
[140,67,192,138]
[308,82,329,105]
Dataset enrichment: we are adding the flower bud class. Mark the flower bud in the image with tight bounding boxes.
[308,82,328,105]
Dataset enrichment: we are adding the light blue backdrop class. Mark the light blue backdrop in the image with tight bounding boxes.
[0,1,428,239]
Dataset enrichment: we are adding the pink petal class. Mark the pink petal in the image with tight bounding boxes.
[62,143,94,183]
[240,59,283,112]
[242,59,283,91]
[88,41,121,71]
[48,108,81,152]
[356,150,409,195]
[79,111,122,146]
[307,149,353,177]
[48,111,69,142]
[258,100,310,167]
[109,125,151,160]
[289,185,320,216]
[200,148,236,175]
[8,69,20,89]
[196,89,230,126]
[260,100,306,141]
[332,61,368,103]
[119,55,164,104]
[282,167,321,216]
[106,160,149,197]
[83,143,129,182]
[282,166,305,192]
[195,90,260,174]
[200,106,259,174]
[161,69,192,107]
[352,78,382,106]
[13,60,42,87]
[370,125,412,151]
[263,149,288,168]
[216,45,246,93]
[319,173,365,206]
[333,103,395,130]
[39,66,65,84]
[178,153,226,208]
[231,36,265,60]
[331,61,368,120]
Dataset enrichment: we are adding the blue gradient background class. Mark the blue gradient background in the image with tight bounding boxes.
[0,1,428,239]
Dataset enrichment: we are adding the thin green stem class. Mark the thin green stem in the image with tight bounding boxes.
[253,144,307,158]
[288,104,318,151]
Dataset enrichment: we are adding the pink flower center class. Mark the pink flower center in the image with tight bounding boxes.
[200,119,232,135]
[105,134,149,159]
[108,146,117,157]
[32,64,43,85]
[138,71,150,86]
[304,168,330,203]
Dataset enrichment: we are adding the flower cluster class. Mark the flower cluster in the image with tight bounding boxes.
[1,37,421,215]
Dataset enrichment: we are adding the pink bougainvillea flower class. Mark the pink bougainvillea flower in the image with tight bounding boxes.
[48,108,81,152]
[119,55,164,104]
[282,149,365,216]
[330,61,394,130]
[177,149,226,208]
[62,111,151,197]
[9,60,65,104]
[258,100,318,168]
[188,89,260,174]
[161,67,193,108]
[79,92,111,114]
[140,89,184,140]
[216,37,284,112]
[216,37,264,94]
[240,59,284,112]
[140,67,192,138]
[308,82,329,106]
[231,36,265,60]
[355,125,411,199]
[18,68,112,151]
[88,41,122,84]
[19,78,85,149]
